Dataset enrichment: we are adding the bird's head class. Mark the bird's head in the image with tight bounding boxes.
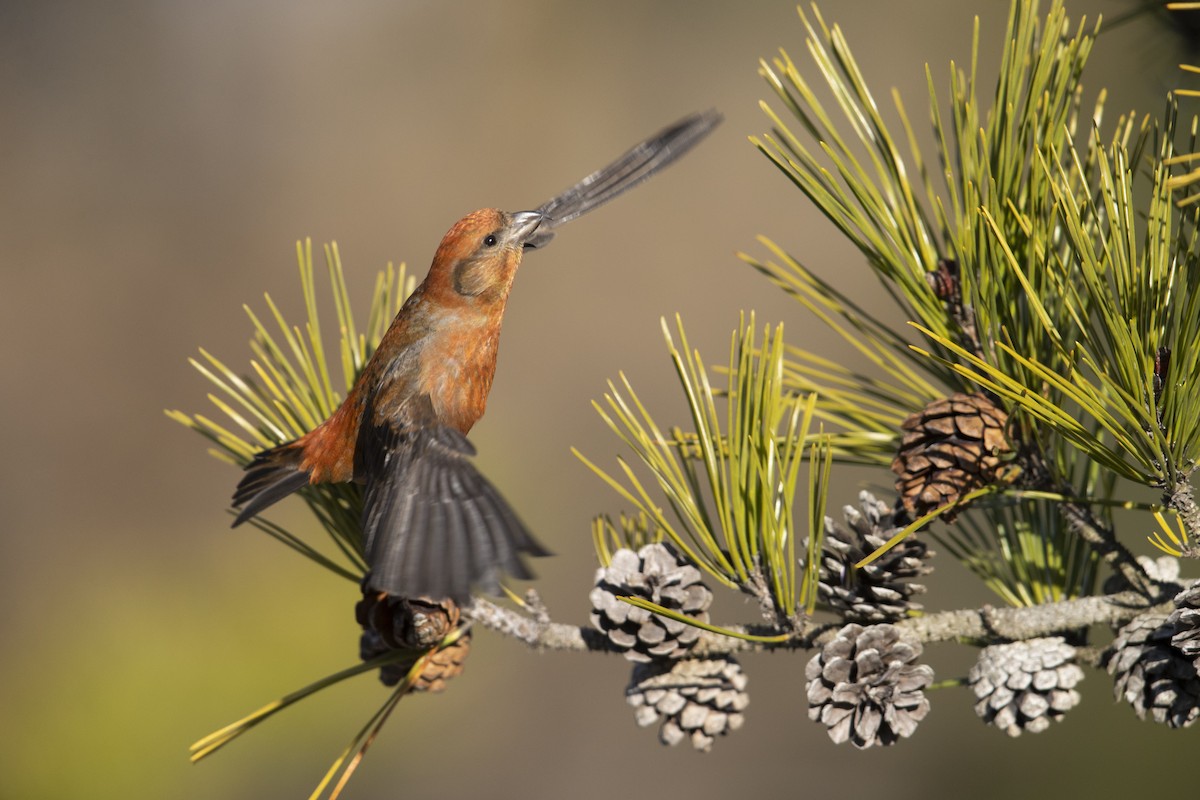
[427,208,544,304]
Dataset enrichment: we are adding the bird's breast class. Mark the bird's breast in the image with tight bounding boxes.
[417,322,500,434]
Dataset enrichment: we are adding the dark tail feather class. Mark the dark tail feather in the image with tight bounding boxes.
[232,443,311,526]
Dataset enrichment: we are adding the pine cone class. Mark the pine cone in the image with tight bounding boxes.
[360,629,472,689]
[1104,611,1200,728]
[356,585,467,689]
[817,491,933,622]
[969,638,1083,736]
[356,588,460,649]
[411,634,472,693]
[892,392,1010,520]
[805,623,933,748]
[590,543,713,662]
[1167,579,1200,666]
[625,657,748,752]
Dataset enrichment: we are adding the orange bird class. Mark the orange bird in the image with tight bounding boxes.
[232,110,722,602]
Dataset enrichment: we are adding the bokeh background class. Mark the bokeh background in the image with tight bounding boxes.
[2,1,1197,798]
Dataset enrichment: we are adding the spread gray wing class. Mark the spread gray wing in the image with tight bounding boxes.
[357,407,549,602]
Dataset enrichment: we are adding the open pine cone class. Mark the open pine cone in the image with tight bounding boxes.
[1104,611,1200,728]
[969,638,1083,736]
[817,491,933,622]
[626,656,748,752]
[1167,579,1200,666]
[805,623,933,748]
[590,543,713,662]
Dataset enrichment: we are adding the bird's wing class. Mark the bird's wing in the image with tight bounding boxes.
[357,396,549,602]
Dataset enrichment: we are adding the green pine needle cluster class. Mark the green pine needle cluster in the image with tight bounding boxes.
[580,0,1200,615]
[169,240,424,799]
[575,314,826,630]
[592,511,664,567]
[723,0,1200,602]
[167,239,413,579]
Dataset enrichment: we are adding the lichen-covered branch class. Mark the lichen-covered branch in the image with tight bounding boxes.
[465,586,1179,657]
[464,595,616,652]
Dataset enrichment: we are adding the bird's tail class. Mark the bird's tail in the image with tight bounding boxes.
[231,441,311,526]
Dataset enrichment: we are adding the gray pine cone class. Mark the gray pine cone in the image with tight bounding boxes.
[1167,579,1200,666]
[817,491,933,622]
[626,657,749,752]
[1104,611,1200,728]
[805,623,933,748]
[969,638,1083,736]
[590,543,713,662]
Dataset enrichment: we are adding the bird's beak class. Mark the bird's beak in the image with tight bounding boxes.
[510,211,542,242]
[511,210,554,249]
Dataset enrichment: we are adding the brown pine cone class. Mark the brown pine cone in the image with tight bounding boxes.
[892,392,1011,520]
[356,588,460,649]
[411,634,472,693]
[357,584,467,689]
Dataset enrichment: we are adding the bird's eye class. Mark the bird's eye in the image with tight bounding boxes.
[483,234,498,247]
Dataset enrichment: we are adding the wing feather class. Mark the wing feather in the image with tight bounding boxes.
[358,400,548,601]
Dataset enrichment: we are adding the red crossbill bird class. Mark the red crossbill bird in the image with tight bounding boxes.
[232,110,723,602]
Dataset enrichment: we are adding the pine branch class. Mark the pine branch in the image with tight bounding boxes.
[1057,496,1152,593]
[465,585,1180,656]
[1167,479,1200,557]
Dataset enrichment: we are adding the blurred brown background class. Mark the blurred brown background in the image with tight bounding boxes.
[1,1,1195,798]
